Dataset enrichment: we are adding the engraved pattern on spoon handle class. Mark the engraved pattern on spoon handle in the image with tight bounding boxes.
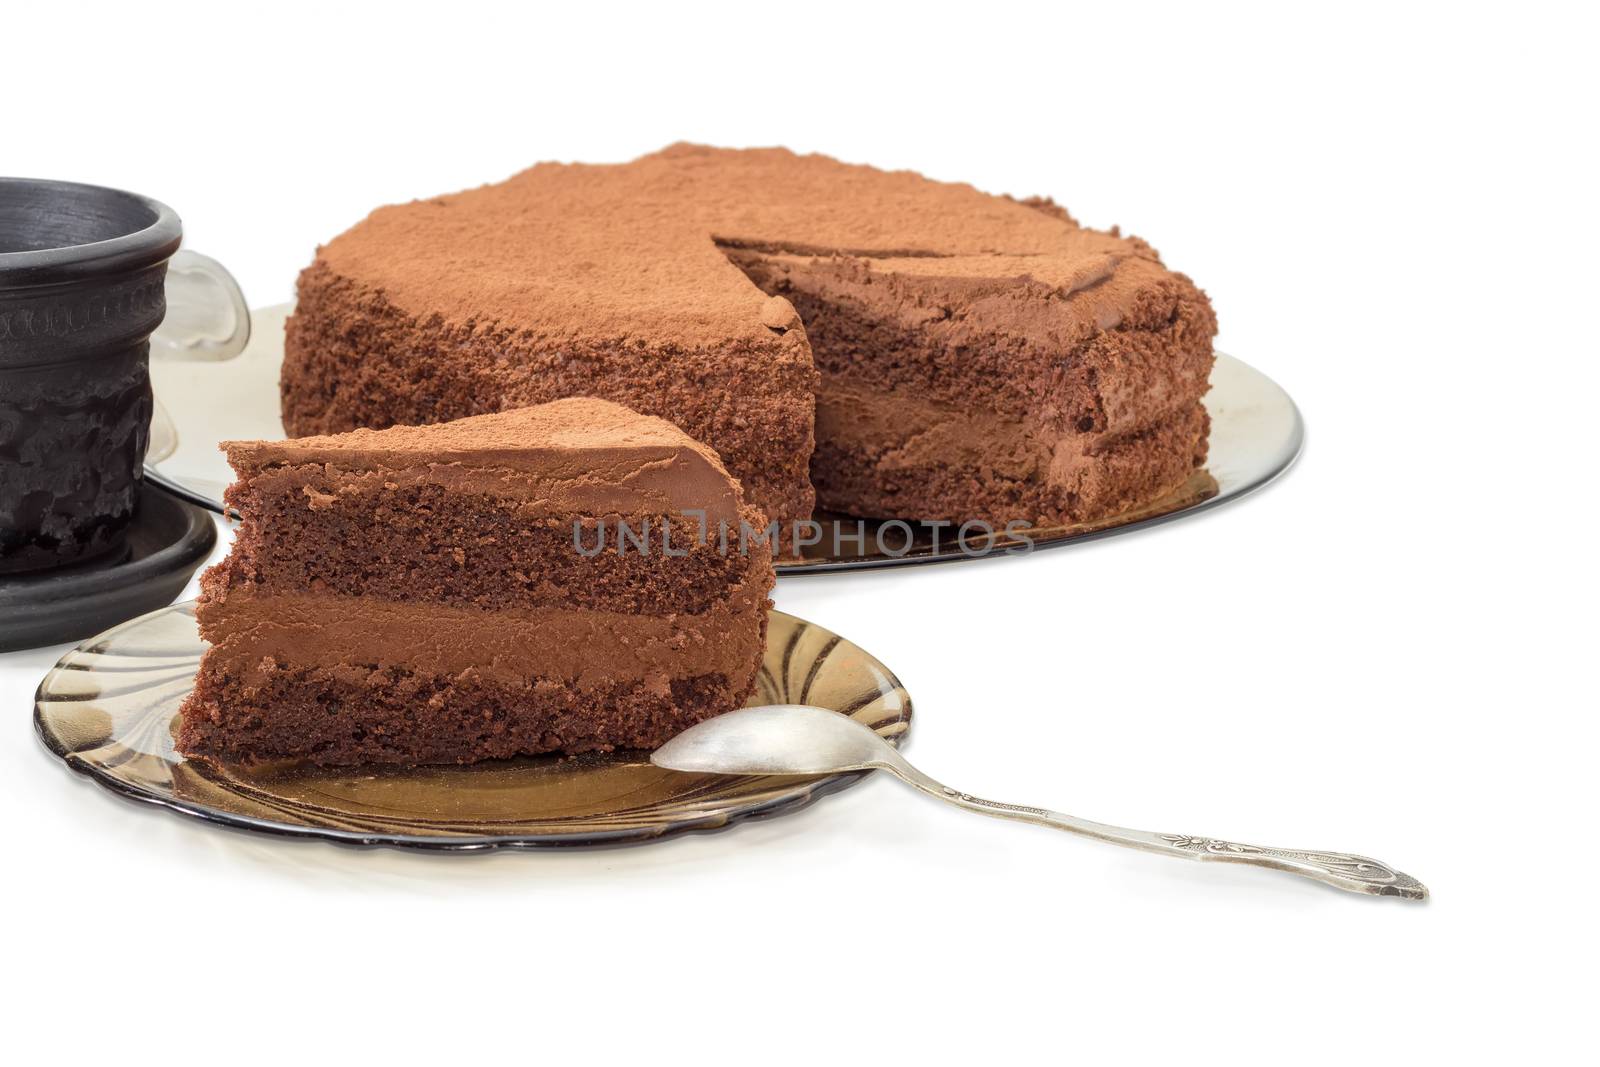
[1150,834,1428,899]
[881,763,1427,900]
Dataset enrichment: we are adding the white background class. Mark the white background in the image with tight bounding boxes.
[4,2,1595,1062]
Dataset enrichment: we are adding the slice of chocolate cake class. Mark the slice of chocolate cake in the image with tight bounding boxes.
[176,398,775,767]
[282,144,1216,534]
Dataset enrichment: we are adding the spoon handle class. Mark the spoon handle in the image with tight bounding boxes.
[886,766,1426,900]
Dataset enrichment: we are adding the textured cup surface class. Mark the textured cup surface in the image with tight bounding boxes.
[0,178,180,574]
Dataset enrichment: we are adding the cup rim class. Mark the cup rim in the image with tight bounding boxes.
[0,177,182,288]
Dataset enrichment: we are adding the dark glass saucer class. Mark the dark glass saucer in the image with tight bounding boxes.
[0,483,215,651]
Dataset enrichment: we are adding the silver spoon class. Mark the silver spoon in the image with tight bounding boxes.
[652,704,1427,901]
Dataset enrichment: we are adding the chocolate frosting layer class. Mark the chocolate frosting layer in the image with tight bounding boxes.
[309,144,1187,349]
[226,398,742,522]
[196,576,768,694]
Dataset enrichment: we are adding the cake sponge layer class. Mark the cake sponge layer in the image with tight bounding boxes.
[177,662,751,767]
[218,476,770,616]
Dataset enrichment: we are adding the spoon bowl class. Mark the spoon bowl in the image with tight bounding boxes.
[653,703,896,776]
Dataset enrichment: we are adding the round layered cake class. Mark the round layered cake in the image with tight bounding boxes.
[282,144,1217,532]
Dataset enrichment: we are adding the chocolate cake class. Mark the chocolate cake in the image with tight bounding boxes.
[176,398,775,766]
[283,144,1216,532]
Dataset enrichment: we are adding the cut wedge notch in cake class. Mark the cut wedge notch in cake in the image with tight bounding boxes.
[176,397,775,767]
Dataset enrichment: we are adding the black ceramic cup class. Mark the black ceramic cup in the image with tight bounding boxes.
[1,179,184,574]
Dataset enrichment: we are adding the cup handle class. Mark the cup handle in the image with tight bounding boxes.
[150,250,251,362]
[144,250,252,469]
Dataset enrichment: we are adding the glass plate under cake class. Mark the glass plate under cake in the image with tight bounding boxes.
[34,603,911,849]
